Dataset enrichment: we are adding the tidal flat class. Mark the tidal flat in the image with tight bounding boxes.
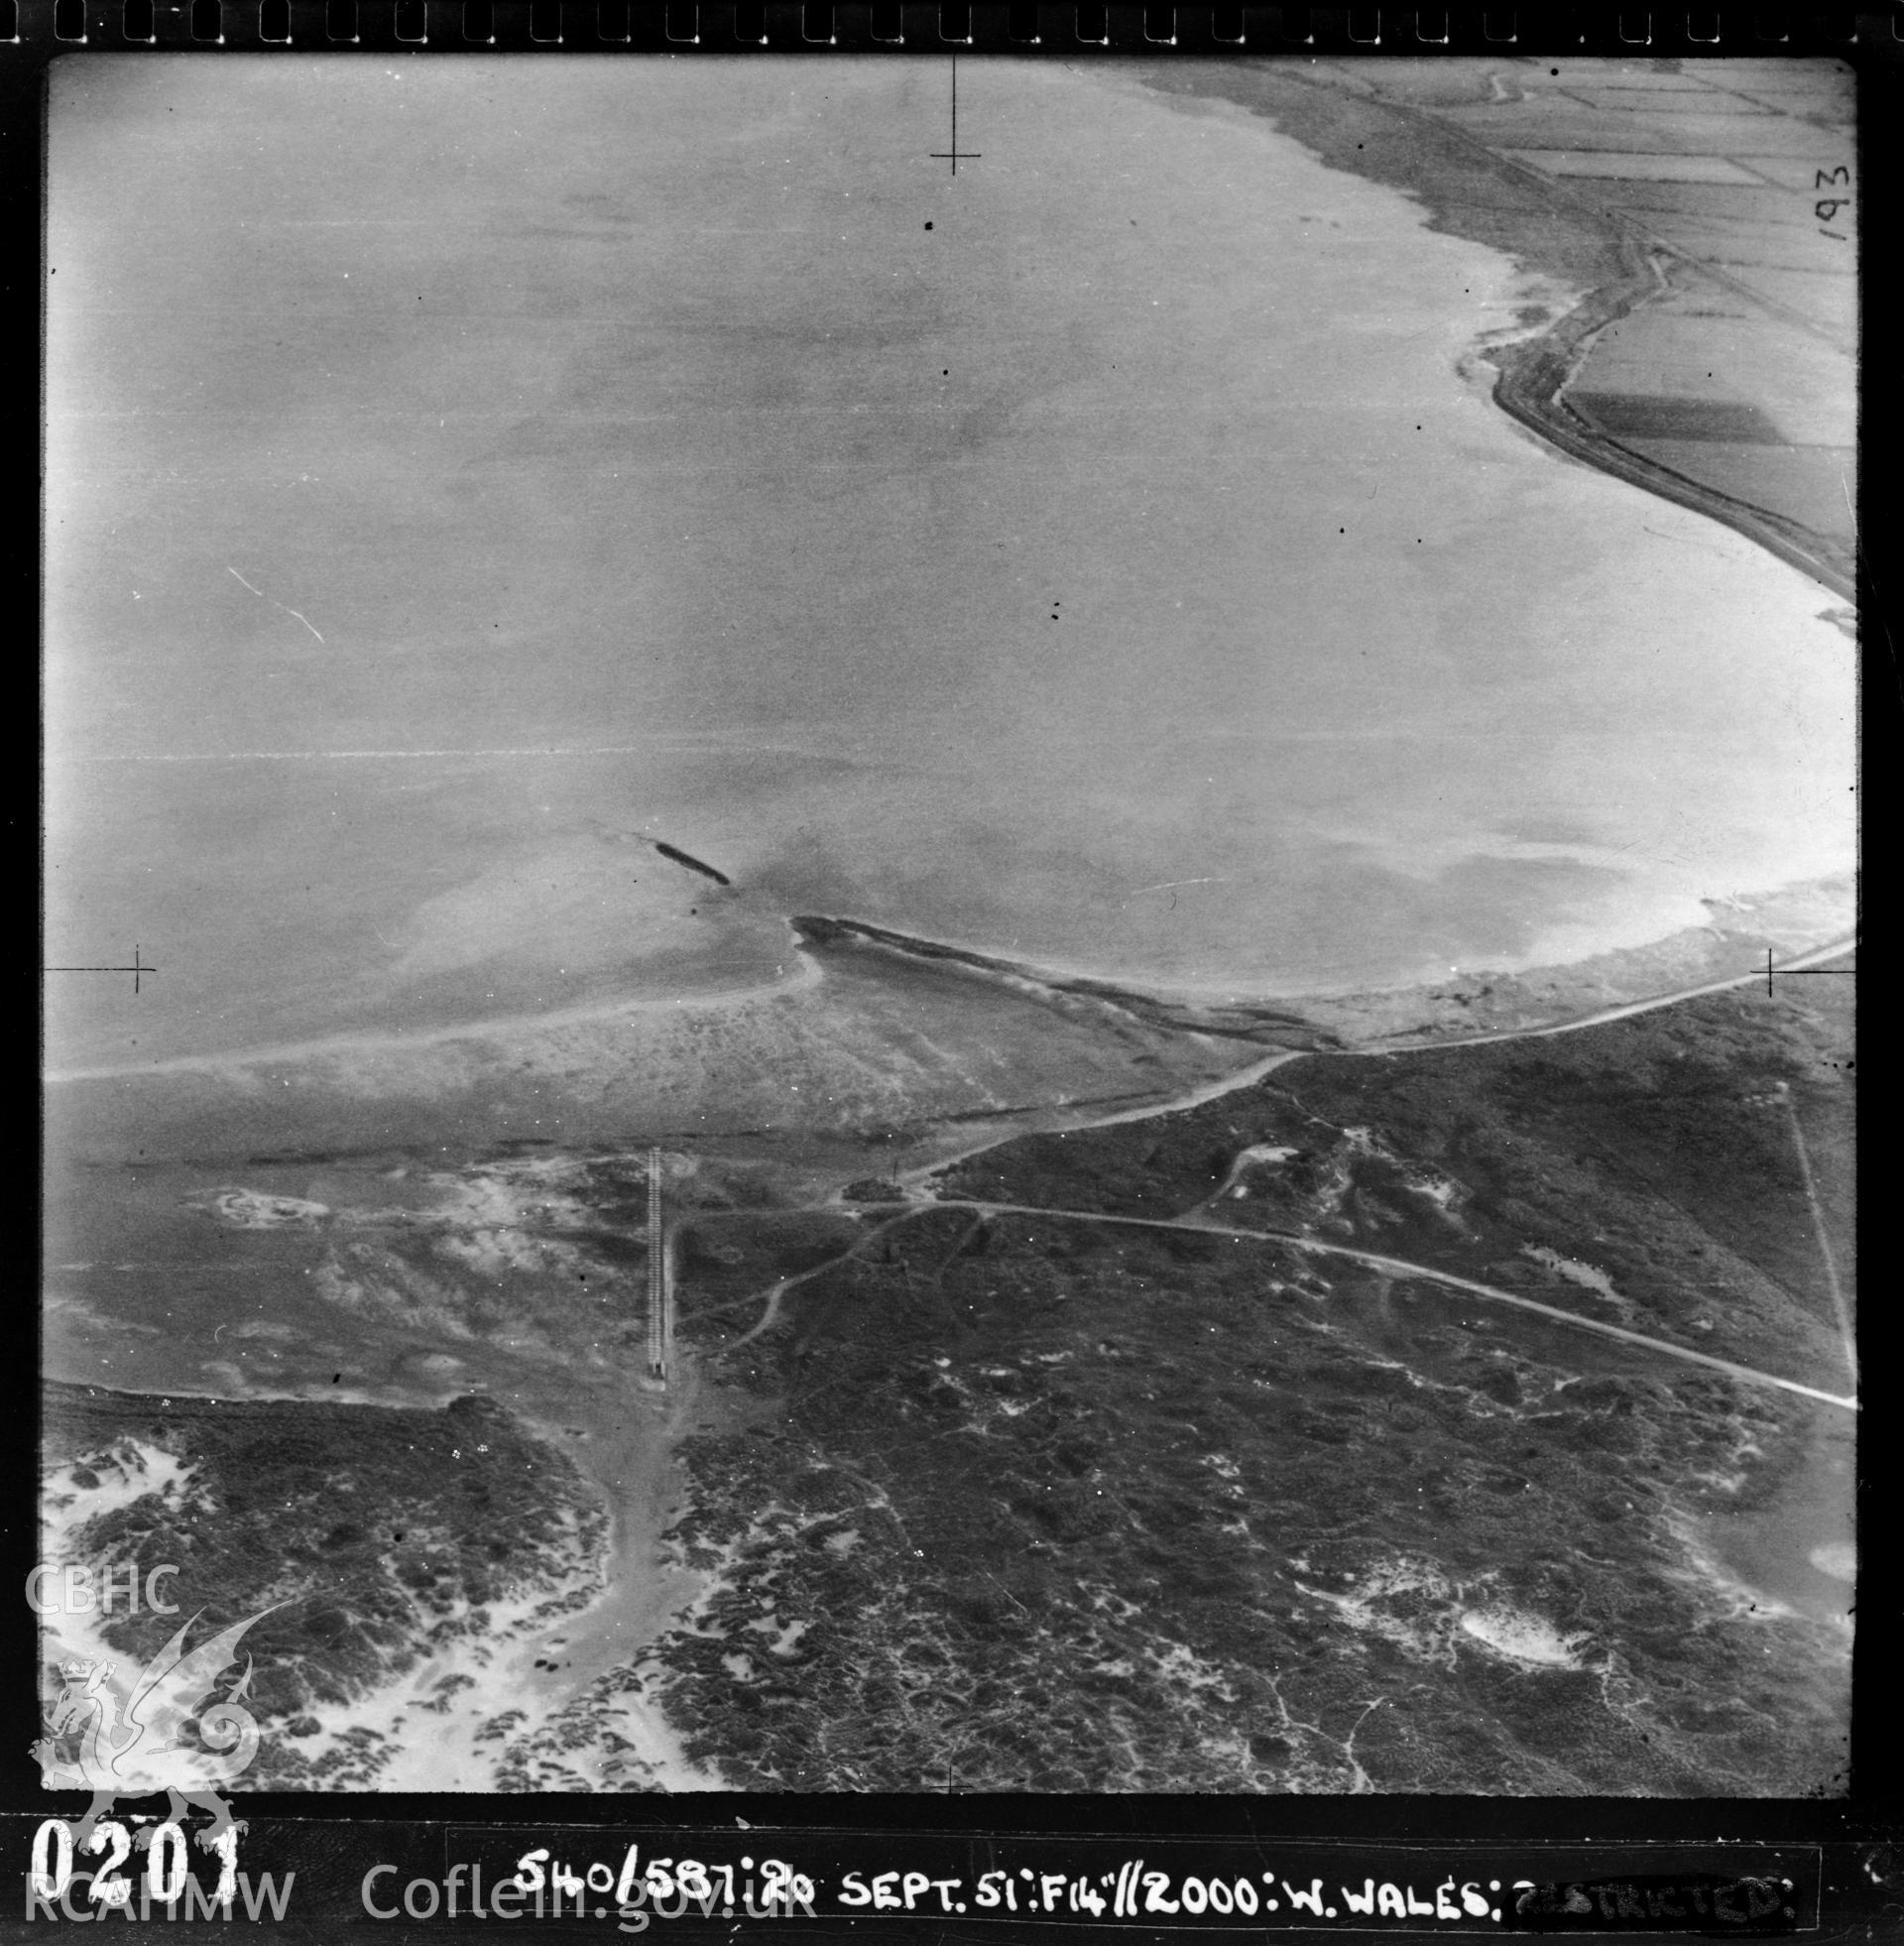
[42,54,1855,1797]
[42,941,1852,1794]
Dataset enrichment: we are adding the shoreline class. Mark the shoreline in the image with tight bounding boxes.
[1484,291,1855,603]
[54,66,1855,1107]
[43,61,1855,1797]
[45,867,1853,1095]
[796,883,1854,1053]
[1135,60,1855,600]
[639,931,1854,1791]
[42,902,1856,1789]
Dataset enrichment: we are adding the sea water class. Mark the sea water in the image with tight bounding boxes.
[46,58,1852,1076]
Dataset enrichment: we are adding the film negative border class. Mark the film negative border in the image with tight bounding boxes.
[0,3,1888,54]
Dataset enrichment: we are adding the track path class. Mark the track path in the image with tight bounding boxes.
[1356,934,1857,1054]
[691,1191,1856,1413]
[683,936,1858,1412]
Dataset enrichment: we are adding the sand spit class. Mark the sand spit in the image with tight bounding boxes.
[798,886,1854,1085]
[42,889,1854,1790]
[790,914,1335,1048]
[46,953,824,1088]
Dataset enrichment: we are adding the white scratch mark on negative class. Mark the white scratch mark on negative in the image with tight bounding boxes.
[1130,878,1230,896]
[228,566,325,644]
[73,746,673,763]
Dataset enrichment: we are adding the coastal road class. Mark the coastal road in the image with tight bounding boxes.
[1358,934,1856,1055]
[687,934,1858,1411]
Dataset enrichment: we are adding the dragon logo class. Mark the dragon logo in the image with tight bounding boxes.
[33,1608,277,1844]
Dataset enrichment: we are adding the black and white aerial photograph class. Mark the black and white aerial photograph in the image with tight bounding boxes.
[43,49,1855,1797]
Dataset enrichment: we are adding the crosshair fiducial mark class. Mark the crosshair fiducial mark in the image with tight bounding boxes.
[1764,946,1856,998]
[929,55,981,175]
[46,945,157,994]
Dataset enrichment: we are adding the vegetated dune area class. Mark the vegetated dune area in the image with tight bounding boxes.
[45,940,1852,1793]
[42,55,1853,1796]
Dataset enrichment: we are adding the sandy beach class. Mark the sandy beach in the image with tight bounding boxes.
[42,55,1854,1796]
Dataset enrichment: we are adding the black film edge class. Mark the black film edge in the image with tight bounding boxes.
[0,4,1884,56]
